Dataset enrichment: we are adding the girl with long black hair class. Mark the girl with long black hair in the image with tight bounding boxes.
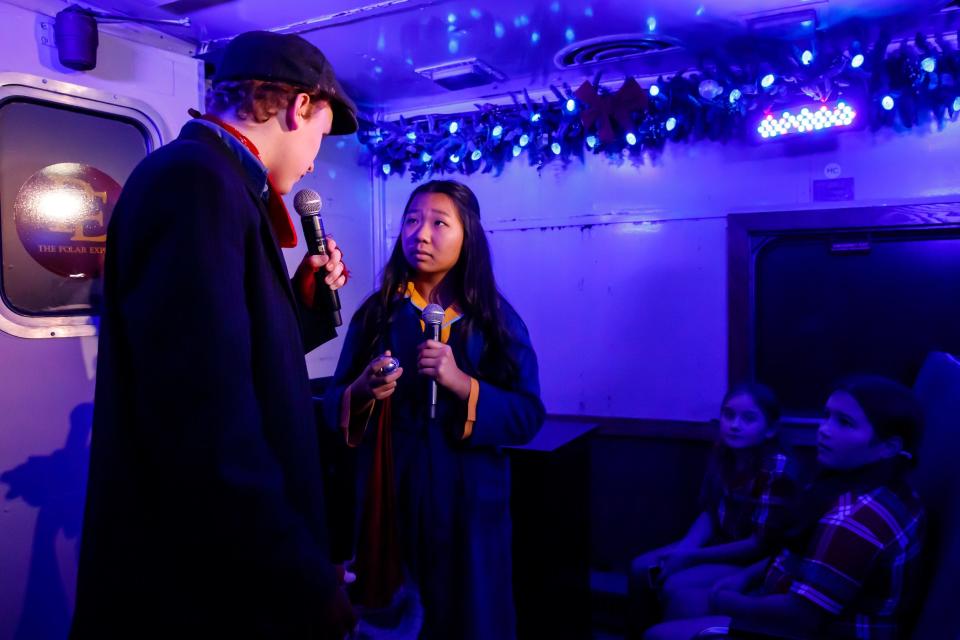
[324,179,544,639]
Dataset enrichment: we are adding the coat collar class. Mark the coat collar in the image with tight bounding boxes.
[188,113,298,249]
[177,121,298,311]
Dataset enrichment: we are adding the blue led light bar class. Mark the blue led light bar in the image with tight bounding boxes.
[756,102,857,139]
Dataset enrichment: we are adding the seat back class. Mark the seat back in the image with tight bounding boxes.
[910,352,960,640]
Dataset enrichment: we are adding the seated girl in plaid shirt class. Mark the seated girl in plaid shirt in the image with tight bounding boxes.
[644,375,926,640]
[627,384,799,636]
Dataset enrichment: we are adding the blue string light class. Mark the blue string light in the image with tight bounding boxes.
[362,34,960,179]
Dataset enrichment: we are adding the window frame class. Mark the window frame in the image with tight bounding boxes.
[0,73,165,339]
[727,200,960,419]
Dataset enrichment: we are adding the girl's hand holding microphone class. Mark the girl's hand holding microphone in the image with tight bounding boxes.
[417,340,472,401]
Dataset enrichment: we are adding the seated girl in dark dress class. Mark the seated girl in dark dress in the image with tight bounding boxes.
[628,383,799,635]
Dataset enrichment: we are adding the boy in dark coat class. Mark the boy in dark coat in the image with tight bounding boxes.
[72,31,359,639]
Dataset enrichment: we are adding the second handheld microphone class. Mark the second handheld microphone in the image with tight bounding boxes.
[422,304,445,419]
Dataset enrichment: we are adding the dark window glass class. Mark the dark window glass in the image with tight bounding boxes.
[755,229,960,414]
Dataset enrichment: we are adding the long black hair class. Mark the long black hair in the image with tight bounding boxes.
[349,180,519,385]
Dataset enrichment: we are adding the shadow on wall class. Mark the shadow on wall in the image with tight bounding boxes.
[1,403,92,640]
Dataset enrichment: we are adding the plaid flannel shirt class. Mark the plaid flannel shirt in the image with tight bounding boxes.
[763,482,926,639]
[702,448,798,543]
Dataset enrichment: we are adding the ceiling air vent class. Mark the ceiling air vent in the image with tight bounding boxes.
[156,0,235,14]
[554,33,681,69]
[414,58,506,90]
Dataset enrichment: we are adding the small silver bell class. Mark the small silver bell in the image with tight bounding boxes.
[377,356,400,376]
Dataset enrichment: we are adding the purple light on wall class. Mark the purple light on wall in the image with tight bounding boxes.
[756,101,857,140]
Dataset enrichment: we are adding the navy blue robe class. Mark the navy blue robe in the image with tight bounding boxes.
[325,294,544,639]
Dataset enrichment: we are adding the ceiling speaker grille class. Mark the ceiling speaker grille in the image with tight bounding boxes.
[554,34,681,69]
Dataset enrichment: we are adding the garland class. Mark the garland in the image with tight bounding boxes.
[359,29,960,180]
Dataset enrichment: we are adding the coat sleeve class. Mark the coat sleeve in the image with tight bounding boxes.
[113,155,337,603]
[298,291,339,353]
[461,308,545,448]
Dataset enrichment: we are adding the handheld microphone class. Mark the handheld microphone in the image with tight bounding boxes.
[422,304,444,419]
[293,188,342,327]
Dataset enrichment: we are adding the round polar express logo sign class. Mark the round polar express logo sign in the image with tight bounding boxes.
[14,163,121,279]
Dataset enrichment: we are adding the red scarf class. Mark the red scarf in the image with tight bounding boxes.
[352,286,462,607]
[191,110,298,248]
[354,396,404,607]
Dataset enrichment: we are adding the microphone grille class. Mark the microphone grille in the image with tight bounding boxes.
[422,303,445,326]
[293,188,323,217]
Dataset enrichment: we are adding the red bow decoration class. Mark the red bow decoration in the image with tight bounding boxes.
[575,77,649,144]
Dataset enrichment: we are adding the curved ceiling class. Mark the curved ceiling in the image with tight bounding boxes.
[69,0,956,111]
